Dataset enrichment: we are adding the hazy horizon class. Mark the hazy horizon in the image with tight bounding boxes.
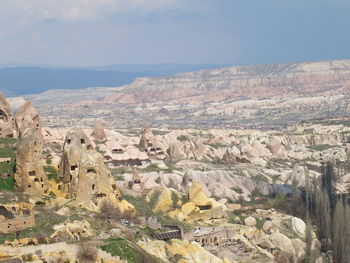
[1,0,350,67]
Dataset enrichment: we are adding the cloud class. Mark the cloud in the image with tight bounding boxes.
[3,0,180,22]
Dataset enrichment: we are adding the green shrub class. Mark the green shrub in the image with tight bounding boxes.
[115,175,125,181]
[155,176,161,184]
[0,176,14,191]
[43,166,58,180]
[177,135,189,142]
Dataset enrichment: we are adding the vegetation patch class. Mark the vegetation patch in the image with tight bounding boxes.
[115,175,125,181]
[44,166,58,180]
[141,163,160,173]
[0,176,14,191]
[0,138,16,191]
[100,238,142,263]
[177,135,189,142]
[307,144,338,152]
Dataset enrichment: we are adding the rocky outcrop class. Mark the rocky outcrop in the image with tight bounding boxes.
[58,128,122,210]
[182,182,227,222]
[59,128,93,192]
[139,126,166,160]
[166,143,183,163]
[51,220,94,242]
[267,137,285,157]
[14,102,49,195]
[181,170,294,201]
[245,216,257,226]
[138,239,231,263]
[0,93,14,138]
[98,60,350,104]
[91,120,107,141]
[222,147,240,164]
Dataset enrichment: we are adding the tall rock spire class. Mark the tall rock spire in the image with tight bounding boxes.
[14,102,49,195]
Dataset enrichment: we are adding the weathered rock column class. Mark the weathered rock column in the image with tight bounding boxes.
[14,102,49,195]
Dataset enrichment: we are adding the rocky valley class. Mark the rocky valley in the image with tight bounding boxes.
[1,86,350,262]
[15,59,350,130]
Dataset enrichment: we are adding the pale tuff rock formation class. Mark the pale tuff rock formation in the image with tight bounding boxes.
[244,216,257,226]
[166,143,183,163]
[0,242,124,262]
[14,102,49,195]
[149,183,227,222]
[75,150,121,208]
[139,126,154,150]
[126,170,145,191]
[59,128,122,210]
[138,239,232,263]
[0,203,35,234]
[222,147,240,164]
[139,126,166,160]
[91,119,107,141]
[0,93,14,138]
[59,127,93,195]
[51,220,94,242]
[181,170,294,201]
[180,182,227,222]
[285,166,310,187]
[267,137,285,157]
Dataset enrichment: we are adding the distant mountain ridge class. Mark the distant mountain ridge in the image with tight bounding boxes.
[0,64,229,97]
[91,59,350,105]
[14,59,350,129]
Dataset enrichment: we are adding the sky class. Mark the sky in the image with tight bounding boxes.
[0,0,349,67]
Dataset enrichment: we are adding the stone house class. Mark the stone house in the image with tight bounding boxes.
[0,203,35,234]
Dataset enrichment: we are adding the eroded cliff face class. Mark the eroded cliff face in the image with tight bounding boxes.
[0,93,15,138]
[14,102,49,195]
[101,60,350,104]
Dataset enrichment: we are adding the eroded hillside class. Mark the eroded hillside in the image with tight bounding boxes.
[18,59,350,129]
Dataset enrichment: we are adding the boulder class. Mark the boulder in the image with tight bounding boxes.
[269,231,295,255]
[292,217,306,237]
[166,239,231,263]
[152,188,174,213]
[245,216,257,226]
[292,238,305,258]
[262,220,273,232]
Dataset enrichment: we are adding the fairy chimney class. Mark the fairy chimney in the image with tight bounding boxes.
[59,128,120,208]
[14,102,49,195]
[59,128,93,194]
[91,120,107,141]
